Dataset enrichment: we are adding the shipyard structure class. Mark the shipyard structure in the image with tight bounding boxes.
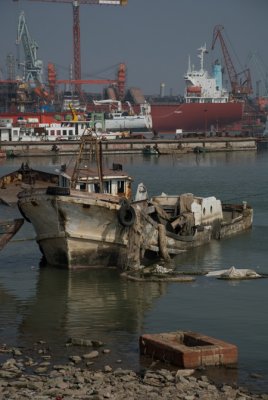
[0,8,267,135]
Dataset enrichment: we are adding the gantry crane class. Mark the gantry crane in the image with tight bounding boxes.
[13,0,127,93]
[16,10,43,84]
[246,52,268,97]
[16,10,50,102]
[212,25,253,98]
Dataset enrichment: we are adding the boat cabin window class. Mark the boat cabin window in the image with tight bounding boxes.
[58,175,69,188]
[104,181,111,194]
[117,180,125,194]
[94,183,100,193]
[79,183,86,191]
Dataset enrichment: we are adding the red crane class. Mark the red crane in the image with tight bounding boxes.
[13,0,127,91]
[212,25,252,98]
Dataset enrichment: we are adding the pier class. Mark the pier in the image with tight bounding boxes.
[1,136,257,157]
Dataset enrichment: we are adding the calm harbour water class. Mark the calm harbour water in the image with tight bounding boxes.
[0,147,268,393]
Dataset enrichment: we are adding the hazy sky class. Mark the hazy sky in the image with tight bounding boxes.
[0,0,267,96]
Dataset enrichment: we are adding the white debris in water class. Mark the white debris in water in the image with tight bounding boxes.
[154,264,171,274]
[206,266,262,279]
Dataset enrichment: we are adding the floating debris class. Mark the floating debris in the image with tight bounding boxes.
[206,266,263,280]
[121,264,195,282]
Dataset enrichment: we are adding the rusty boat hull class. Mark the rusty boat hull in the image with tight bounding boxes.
[17,188,253,269]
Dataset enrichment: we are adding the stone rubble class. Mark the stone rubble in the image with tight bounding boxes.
[0,344,267,400]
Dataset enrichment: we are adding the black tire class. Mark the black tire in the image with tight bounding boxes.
[118,204,136,227]
[46,186,70,196]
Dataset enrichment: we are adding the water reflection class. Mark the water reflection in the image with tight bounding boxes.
[17,267,168,365]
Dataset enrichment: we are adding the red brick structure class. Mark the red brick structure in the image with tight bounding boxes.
[139,331,238,368]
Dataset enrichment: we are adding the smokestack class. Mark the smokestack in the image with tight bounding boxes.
[160,82,165,98]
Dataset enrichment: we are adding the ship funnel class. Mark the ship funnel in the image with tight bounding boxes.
[160,82,165,97]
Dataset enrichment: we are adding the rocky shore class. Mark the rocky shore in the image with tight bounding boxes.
[0,341,268,400]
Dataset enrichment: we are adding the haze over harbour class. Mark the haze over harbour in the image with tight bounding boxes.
[0,0,267,96]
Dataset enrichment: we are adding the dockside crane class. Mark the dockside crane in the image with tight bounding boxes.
[212,25,253,98]
[16,10,50,102]
[246,52,268,97]
[16,10,43,85]
[13,0,128,94]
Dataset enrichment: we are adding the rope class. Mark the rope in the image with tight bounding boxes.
[158,223,171,262]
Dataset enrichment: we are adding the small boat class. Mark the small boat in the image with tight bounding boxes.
[193,146,206,154]
[17,134,141,268]
[142,144,159,155]
[17,132,253,270]
[92,100,152,132]
[0,218,24,250]
[0,163,60,205]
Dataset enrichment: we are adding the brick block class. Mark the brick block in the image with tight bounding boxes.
[139,331,238,368]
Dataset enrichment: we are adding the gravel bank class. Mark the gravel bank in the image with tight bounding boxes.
[0,344,267,400]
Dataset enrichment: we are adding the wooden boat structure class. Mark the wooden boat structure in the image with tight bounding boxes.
[17,132,253,269]
[0,218,24,251]
[0,163,60,205]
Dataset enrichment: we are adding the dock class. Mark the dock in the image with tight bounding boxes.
[1,136,257,157]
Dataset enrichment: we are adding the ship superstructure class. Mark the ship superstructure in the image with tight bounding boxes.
[184,45,229,104]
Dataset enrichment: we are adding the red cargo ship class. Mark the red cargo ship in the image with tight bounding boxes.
[149,45,244,133]
[150,101,243,133]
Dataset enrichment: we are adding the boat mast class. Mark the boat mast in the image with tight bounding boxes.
[96,139,104,193]
[70,133,104,192]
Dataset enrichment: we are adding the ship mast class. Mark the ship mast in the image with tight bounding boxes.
[70,133,104,192]
[198,44,208,73]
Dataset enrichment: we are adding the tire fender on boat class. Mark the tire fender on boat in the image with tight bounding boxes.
[118,201,136,227]
[46,186,70,196]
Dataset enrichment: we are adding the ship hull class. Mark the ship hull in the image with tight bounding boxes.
[18,187,253,269]
[149,102,244,133]
[18,190,130,269]
[1,101,243,135]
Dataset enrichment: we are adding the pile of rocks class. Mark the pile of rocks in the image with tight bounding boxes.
[0,344,267,400]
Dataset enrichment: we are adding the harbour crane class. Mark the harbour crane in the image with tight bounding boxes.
[212,25,253,98]
[13,0,128,92]
[16,10,50,101]
[246,52,268,97]
[16,10,43,85]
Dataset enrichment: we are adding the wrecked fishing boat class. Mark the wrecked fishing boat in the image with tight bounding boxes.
[17,132,253,269]
[17,133,144,268]
[0,163,60,205]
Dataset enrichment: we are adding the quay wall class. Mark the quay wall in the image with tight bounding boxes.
[0,137,257,157]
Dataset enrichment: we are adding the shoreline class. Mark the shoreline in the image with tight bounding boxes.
[0,343,267,399]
